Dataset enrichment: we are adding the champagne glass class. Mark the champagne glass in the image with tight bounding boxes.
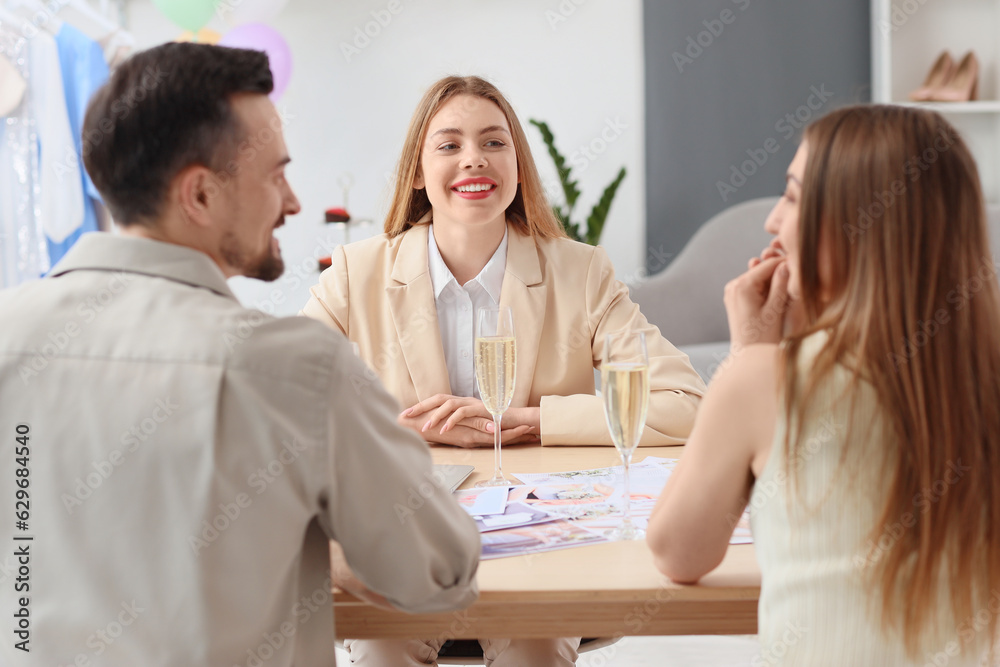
[474,306,516,487]
[601,330,649,540]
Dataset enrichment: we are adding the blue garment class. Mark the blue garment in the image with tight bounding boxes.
[48,23,109,265]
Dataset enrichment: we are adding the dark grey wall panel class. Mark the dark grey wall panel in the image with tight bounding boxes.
[644,0,870,273]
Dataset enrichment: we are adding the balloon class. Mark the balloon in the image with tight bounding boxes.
[219,0,290,27]
[152,0,218,32]
[219,23,293,101]
[175,28,223,44]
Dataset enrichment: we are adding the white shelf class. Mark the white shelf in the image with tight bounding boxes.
[893,101,1000,114]
[873,0,1000,202]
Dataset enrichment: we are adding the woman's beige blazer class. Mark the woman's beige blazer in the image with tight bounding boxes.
[303,223,706,446]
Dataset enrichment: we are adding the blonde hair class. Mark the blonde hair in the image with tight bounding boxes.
[384,76,566,239]
[784,105,1000,658]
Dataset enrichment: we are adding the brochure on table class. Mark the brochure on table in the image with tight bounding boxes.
[454,456,753,560]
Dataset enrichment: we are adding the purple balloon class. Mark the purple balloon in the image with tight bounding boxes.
[219,23,293,101]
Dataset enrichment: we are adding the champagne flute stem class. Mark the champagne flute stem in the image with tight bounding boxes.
[622,452,633,528]
[493,413,503,479]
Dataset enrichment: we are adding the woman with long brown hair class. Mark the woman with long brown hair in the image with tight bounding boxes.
[305,75,704,451]
[304,75,705,665]
[647,105,1000,664]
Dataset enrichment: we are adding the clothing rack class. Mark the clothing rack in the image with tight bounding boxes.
[0,0,131,288]
[3,0,132,45]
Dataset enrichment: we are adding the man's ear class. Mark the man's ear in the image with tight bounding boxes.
[175,165,220,227]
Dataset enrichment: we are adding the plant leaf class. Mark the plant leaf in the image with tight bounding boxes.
[555,205,582,242]
[529,119,581,214]
[584,167,627,246]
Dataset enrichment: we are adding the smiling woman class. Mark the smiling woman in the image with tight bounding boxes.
[410,94,520,285]
[301,74,706,666]
[304,75,704,453]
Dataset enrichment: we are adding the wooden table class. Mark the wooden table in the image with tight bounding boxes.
[333,444,760,639]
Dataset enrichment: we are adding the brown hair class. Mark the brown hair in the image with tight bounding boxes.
[83,42,272,225]
[784,105,1000,657]
[383,75,566,239]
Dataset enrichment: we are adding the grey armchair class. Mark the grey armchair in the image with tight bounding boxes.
[631,198,1000,383]
[630,197,777,382]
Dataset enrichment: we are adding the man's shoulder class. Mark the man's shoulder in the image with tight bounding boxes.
[223,308,347,377]
[0,271,345,381]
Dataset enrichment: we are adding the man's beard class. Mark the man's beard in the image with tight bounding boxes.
[220,231,284,282]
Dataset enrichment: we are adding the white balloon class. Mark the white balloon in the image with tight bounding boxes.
[220,0,290,26]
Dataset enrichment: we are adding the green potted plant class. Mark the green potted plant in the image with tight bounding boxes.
[529,119,627,246]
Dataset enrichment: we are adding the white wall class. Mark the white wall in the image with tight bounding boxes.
[124,0,645,314]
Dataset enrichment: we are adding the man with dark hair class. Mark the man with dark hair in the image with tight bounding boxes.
[0,42,479,666]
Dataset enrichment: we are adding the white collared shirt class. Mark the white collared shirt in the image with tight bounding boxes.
[428,225,507,398]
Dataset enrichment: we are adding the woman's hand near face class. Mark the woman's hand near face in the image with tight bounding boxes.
[747,244,785,269]
[724,254,791,349]
[399,394,540,448]
[747,245,810,340]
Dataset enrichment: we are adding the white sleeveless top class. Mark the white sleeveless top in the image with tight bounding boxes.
[749,332,990,666]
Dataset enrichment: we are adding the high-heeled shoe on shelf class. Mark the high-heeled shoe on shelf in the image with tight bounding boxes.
[909,51,955,101]
[933,51,979,102]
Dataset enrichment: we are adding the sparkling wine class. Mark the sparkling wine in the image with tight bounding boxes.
[602,362,649,454]
[475,336,516,416]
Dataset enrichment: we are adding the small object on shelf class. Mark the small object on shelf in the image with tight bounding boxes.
[318,256,332,272]
[908,50,980,103]
[325,207,350,223]
[909,51,955,102]
[934,51,979,102]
